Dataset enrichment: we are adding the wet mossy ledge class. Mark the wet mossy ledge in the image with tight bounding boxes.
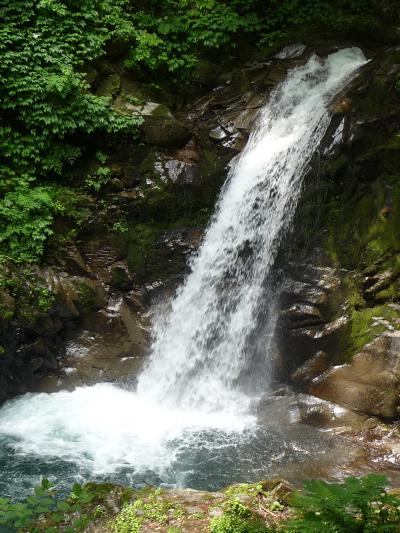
[2,476,400,532]
[323,47,400,364]
[269,45,400,420]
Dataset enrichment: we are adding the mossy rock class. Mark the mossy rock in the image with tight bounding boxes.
[96,73,121,98]
[326,174,400,270]
[120,75,145,102]
[113,99,190,146]
[141,116,190,147]
[111,264,132,290]
[51,276,107,317]
[119,223,157,276]
[0,289,15,327]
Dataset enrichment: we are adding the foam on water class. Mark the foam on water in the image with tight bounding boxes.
[0,48,367,491]
[0,383,254,476]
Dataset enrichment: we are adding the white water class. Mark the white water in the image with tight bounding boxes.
[0,49,366,485]
[137,47,367,412]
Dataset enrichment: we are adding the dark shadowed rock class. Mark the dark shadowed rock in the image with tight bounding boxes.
[276,264,346,377]
[291,351,329,385]
[281,304,325,328]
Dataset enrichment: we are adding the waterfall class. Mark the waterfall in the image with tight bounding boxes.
[137,48,366,413]
[0,48,367,489]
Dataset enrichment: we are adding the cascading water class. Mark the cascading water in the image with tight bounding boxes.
[138,47,367,414]
[0,48,367,496]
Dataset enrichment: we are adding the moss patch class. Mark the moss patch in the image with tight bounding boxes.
[341,303,399,360]
[110,488,186,533]
[123,223,157,274]
[326,175,400,270]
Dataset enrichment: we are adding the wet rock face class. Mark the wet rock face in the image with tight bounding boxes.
[34,297,150,392]
[257,387,400,482]
[186,46,313,159]
[291,351,329,386]
[316,48,400,273]
[0,245,151,401]
[139,147,201,188]
[274,46,400,421]
[275,263,347,379]
[310,332,400,419]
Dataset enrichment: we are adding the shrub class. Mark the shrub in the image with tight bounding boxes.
[210,500,273,533]
[0,0,140,263]
[283,474,400,533]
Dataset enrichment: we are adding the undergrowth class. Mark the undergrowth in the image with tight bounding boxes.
[1,475,399,532]
[211,475,400,533]
[210,500,272,533]
[284,474,400,532]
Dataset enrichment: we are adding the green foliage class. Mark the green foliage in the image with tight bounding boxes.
[85,166,112,192]
[225,483,264,500]
[284,474,400,533]
[210,500,272,533]
[0,479,94,532]
[1,476,400,532]
[0,479,55,531]
[111,488,185,533]
[0,185,84,263]
[0,0,140,264]
[124,0,374,79]
[210,501,270,533]
[0,479,129,532]
[85,151,113,192]
[124,1,259,80]
[0,267,57,326]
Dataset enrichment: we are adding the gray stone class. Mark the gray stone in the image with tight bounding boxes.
[281,303,324,329]
[275,44,307,60]
[209,125,228,140]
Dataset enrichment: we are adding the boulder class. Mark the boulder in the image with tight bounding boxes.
[291,351,329,385]
[364,269,397,295]
[113,99,190,146]
[139,151,201,187]
[310,331,400,419]
[34,299,149,391]
[281,303,325,328]
[46,272,107,318]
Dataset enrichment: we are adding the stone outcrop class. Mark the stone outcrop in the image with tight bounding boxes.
[274,45,400,420]
[275,263,348,378]
[114,99,190,146]
[310,332,400,419]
